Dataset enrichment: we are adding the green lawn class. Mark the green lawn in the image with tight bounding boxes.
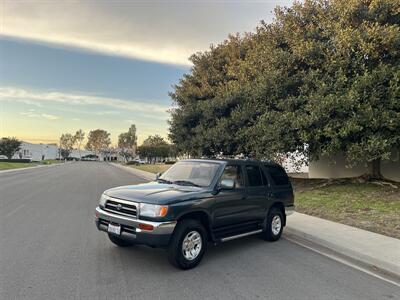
[128,164,171,174]
[0,162,39,170]
[42,159,62,165]
[293,179,400,239]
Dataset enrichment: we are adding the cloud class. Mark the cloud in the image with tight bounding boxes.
[41,113,60,120]
[0,86,170,119]
[20,111,39,118]
[19,111,60,120]
[1,1,290,65]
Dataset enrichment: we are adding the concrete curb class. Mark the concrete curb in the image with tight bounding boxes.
[286,213,400,281]
[110,163,156,181]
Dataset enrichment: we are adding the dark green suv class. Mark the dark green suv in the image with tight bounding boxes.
[95,159,295,269]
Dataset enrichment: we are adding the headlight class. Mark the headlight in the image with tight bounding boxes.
[99,193,110,207]
[139,203,168,218]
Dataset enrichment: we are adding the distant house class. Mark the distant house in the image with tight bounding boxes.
[70,149,96,160]
[13,142,58,161]
[280,148,400,182]
[308,150,400,182]
[11,141,128,162]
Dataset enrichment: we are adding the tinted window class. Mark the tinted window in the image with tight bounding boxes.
[245,165,263,186]
[220,165,243,188]
[260,168,269,186]
[265,165,290,186]
[160,162,220,187]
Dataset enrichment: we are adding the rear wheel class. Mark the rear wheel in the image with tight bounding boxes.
[262,207,283,242]
[108,233,135,247]
[167,219,207,270]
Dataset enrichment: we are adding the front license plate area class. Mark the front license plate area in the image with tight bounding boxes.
[108,223,121,235]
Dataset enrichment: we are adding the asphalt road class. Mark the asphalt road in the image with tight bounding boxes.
[1,162,398,300]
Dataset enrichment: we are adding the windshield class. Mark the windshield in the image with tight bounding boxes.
[159,161,220,187]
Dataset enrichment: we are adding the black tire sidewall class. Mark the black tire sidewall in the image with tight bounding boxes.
[264,208,283,241]
[168,219,207,270]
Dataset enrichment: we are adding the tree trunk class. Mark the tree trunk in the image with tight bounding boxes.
[366,158,382,180]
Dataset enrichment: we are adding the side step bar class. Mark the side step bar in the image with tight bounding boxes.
[220,229,263,242]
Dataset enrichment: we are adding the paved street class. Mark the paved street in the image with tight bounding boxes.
[1,162,398,299]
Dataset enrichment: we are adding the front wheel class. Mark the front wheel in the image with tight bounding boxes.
[167,219,207,270]
[262,207,283,242]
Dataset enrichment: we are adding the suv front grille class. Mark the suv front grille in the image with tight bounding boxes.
[104,199,137,218]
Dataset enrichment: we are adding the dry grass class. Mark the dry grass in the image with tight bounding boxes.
[292,178,400,239]
[128,164,171,174]
[0,162,39,170]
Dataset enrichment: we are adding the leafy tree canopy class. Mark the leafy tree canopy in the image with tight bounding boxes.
[86,129,111,154]
[138,135,171,161]
[59,133,76,159]
[118,124,138,161]
[169,0,400,178]
[0,137,22,159]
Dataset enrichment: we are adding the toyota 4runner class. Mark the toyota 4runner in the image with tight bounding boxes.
[95,159,295,269]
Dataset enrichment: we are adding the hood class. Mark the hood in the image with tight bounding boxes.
[104,182,207,205]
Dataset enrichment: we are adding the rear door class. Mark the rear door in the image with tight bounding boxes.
[244,164,269,221]
[263,165,294,208]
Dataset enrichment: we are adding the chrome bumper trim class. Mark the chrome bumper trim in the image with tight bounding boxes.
[221,229,263,242]
[95,206,176,235]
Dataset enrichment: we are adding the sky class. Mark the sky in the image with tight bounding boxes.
[0,0,293,145]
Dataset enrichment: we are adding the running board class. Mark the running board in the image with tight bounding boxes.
[220,229,263,242]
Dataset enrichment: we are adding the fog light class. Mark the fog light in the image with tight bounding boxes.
[139,223,154,231]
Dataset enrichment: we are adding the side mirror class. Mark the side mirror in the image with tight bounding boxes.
[219,179,235,190]
[156,172,161,180]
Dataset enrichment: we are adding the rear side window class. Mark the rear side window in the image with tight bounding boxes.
[265,165,290,186]
[245,165,264,186]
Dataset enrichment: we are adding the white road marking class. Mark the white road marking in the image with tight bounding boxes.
[285,236,400,288]
[5,203,27,218]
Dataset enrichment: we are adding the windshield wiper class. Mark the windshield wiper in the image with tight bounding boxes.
[172,180,201,187]
[157,178,173,184]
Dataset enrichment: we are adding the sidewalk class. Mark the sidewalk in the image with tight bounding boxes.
[110,163,156,181]
[286,212,400,279]
[111,163,400,279]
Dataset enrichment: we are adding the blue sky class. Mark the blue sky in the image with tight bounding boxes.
[0,0,293,144]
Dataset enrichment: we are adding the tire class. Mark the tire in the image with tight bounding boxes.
[108,233,135,247]
[262,207,284,242]
[167,219,207,270]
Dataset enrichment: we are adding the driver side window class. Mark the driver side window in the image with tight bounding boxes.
[220,165,244,188]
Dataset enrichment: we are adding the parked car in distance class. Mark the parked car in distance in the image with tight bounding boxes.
[95,159,295,269]
[127,158,147,165]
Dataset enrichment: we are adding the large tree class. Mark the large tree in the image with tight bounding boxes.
[169,34,254,156]
[169,0,400,179]
[74,129,85,159]
[138,135,171,163]
[59,133,75,159]
[118,124,137,162]
[86,129,111,155]
[0,137,22,159]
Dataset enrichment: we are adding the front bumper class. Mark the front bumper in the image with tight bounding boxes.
[95,206,176,247]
